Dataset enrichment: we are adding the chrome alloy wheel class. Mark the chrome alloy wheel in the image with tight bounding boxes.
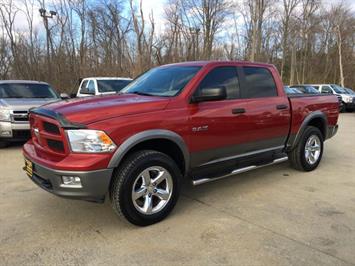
[131,166,173,215]
[304,135,321,165]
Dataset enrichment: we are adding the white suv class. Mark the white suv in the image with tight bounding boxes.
[76,77,132,97]
[311,84,355,111]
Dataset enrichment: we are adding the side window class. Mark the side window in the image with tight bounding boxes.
[79,80,89,94]
[313,85,319,90]
[321,86,333,94]
[242,67,277,98]
[87,80,96,94]
[196,66,240,100]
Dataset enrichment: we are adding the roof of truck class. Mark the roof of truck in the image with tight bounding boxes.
[82,77,132,80]
[161,60,275,68]
[0,80,49,85]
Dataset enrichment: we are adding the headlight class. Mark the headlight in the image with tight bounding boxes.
[66,130,116,153]
[344,96,353,103]
[0,109,11,122]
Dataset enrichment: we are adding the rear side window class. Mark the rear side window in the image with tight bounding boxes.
[242,67,277,98]
[321,86,333,94]
[79,80,89,94]
[196,66,240,100]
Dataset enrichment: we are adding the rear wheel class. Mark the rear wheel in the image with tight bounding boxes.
[110,150,181,226]
[288,126,323,171]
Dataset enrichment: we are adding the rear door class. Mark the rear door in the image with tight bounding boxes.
[238,66,290,151]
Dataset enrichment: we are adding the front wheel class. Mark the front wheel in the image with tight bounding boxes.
[288,126,324,171]
[110,150,181,226]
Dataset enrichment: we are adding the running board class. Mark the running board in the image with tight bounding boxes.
[192,157,288,186]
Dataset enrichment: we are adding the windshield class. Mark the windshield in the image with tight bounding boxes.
[284,86,301,94]
[331,84,347,94]
[345,88,355,95]
[305,86,319,94]
[0,83,58,99]
[121,66,202,97]
[97,79,132,93]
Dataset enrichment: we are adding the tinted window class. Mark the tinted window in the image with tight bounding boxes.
[196,67,240,100]
[97,80,132,93]
[0,83,58,98]
[122,66,201,97]
[242,67,277,98]
[79,80,89,94]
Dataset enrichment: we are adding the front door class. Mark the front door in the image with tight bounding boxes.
[187,66,249,168]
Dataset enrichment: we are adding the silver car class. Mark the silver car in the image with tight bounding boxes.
[0,80,61,147]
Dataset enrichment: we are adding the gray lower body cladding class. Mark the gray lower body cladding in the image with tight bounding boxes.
[25,159,114,203]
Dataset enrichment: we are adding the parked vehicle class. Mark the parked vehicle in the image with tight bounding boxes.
[76,77,132,97]
[312,84,355,111]
[0,80,62,148]
[344,88,355,95]
[284,86,302,94]
[289,85,320,94]
[23,61,339,226]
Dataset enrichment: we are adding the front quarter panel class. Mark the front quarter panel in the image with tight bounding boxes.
[87,107,191,170]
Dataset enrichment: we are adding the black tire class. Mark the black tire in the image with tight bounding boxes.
[288,126,324,171]
[0,141,9,148]
[110,150,182,226]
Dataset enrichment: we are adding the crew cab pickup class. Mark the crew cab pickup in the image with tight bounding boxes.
[23,61,339,226]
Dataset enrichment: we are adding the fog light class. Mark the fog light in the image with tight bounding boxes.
[61,176,82,188]
[1,130,11,136]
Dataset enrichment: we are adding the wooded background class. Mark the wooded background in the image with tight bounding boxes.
[0,0,354,92]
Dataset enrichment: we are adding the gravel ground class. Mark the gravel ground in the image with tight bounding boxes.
[0,113,355,266]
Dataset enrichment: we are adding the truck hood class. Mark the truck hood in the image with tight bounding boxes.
[0,98,59,111]
[41,94,170,125]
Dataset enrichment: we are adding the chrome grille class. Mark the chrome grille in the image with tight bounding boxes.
[12,111,29,122]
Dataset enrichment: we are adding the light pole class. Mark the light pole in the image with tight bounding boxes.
[39,8,56,79]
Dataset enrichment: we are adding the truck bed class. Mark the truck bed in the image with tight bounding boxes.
[287,94,339,146]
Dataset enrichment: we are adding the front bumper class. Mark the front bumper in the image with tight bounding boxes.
[0,121,30,141]
[24,158,114,203]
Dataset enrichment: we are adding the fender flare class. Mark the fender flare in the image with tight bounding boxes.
[108,129,190,173]
[288,111,328,150]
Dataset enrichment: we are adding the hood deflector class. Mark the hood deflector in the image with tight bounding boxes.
[30,107,87,129]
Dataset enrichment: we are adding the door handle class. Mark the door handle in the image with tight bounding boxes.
[232,108,246,114]
[276,104,288,110]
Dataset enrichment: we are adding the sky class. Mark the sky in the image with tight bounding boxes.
[4,0,355,34]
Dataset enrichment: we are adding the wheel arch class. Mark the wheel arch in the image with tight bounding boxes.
[108,130,190,176]
[288,111,327,150]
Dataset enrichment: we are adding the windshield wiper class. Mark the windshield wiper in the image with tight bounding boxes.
[128,91,154,96]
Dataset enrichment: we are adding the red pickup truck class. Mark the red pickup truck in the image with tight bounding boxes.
[23,61,339,225]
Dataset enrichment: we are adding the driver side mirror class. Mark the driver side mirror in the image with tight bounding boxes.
[191,86,227,103]
[60,93,70,99]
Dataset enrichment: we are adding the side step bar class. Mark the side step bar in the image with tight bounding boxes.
[192,157,288,186]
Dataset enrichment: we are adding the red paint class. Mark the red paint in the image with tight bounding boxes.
[23,61,339,171]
